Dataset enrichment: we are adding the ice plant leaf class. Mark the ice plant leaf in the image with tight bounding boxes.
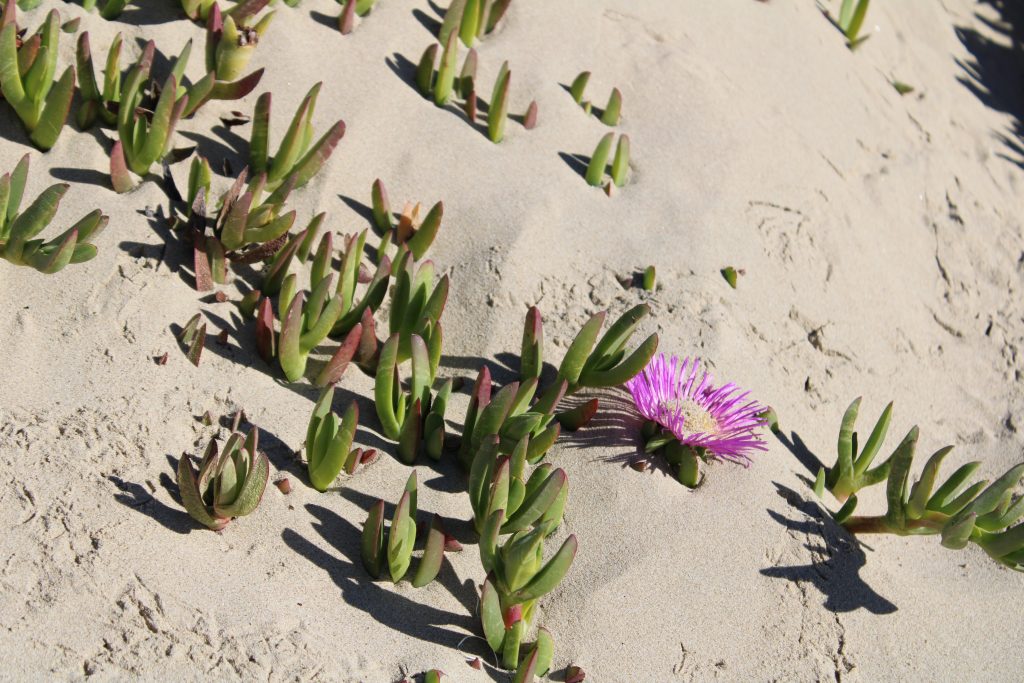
[927,461,982,512]
[412,515,445,588]
[558,311,605,386]
[511,534,577,602]
[853,401,893,477]
[555,399,598,431]
[480,573,505,653]
[488,61,510,144]
[578,333,658,388]
[569,71,589,104]
[585,133,613,187]
[834,494,858,524]
[721,266,739,288]
[520,306,543,381]
[388,490,414,582]
[501,468,566,534]
[315,322,361,387]
[371,178,393,231]
[600,87,622,126]
[512,647,539,683]
[523,99,538,130]
[407,201,442,260]
[906,445,953,520]
[611,134,630,187]
[439,0,466,46]
[434,30,459,107]
[361,499,385,578]
[416,43,438,97]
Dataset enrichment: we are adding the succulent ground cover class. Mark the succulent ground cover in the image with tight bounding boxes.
[2,0,1020,679]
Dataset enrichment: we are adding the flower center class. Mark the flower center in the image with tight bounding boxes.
[659,398,718,436]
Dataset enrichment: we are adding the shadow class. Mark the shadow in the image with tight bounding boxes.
[338,193,377,230]
[119,205,192,287]
[760,483,897,615]
[179,126,247,178]
[560,388,640,461]
[412,8,441,36]
[109,473,195,534]
[558,151,590,180]
[384,52,487,137]
[0,106,32,146]
[114,0,186,25]
[775,430,825,477]
[440,353,519,389]
[309,10,338,31]
[955,0,1024,168]
[281,504,486,655]
[385,52,421,93]
[49,167,110,188]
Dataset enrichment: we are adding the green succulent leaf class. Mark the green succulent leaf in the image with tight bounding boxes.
[361,499,385,578]
[412,515,445,588]
[480,573,505,653]
[510,533,577,602]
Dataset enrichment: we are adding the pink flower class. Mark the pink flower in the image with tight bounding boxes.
[626,354,768,465]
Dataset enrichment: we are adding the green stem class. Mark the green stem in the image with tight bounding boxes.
[842,512,949,536]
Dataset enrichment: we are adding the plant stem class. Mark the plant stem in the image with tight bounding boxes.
[842,513,949,536]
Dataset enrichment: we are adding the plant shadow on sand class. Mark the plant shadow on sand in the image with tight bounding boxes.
[384,52,492,140]
[109,471,196,535]
[955,0,1024,168]
[761,482,897,615]
[282,503,503,665]
[560,388,643,462]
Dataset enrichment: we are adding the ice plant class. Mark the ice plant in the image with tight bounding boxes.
[361,472,446,586]
[479,511,576,669]
[336,0,376,33]
[213,168,297,253]
[834,0,870,48]
[488,61,510,143]
[468,435,568,534]
[512,628,554,682]
[80,0,132,18]
[176,428,270,530]
[0,155,106,274]
[600,87,622,126]
[816,397,1024,570]
[305,387,359,491]
[387,250,448,362]
[327,230,392,339]
[457,372,563,469]
[249,83,346,192]
[569,71,590,108]
[75,32,130,129]
[111,67,188,191]
[556,303,659,395]
[276,272,345,381]
[0,9,75,150]
[611,135,630,187]
[206,4,273,82]
[374,333,451,463]
[585,133,631,189]
[369,179,444,261]
[439,0,511,47]
[177,313,207,366]
[628,354,767,487]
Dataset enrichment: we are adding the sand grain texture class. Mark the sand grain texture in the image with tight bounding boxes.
[1,0,1023,680]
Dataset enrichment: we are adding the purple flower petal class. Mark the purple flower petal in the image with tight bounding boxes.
[626,354,767,466]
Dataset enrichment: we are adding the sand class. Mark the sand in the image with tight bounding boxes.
[1,0,1023,680]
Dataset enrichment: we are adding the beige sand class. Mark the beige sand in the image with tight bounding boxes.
[1,0,1023,679]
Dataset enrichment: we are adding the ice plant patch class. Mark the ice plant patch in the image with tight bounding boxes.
[815,397,1024,569]
[628,354,767,487]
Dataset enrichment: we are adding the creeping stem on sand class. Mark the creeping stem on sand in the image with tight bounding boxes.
[818,397,1024,569]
